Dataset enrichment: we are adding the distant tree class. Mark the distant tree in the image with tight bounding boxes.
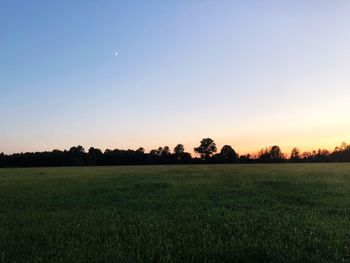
[157,147,163,156]
[258,148,270,162]
[340,142,348,151]
[161,146,171,157]
[174,144,185,155]
[88,147,102,156]
[148,149,160,163]
[68,146,86,165]
[315,149,330,162]
[318,149,329,156]
[220,145,238,162]
[172,144,191,162]
[331,142,350,162]
[269,145,283,161]
[69,145,85,155]
[136,147,145,154]
[88,147,102,165]
[149,149,158,156]
[258,146,284,162]
[173,144,185,161]
[194,138,217,160]
[290,147,301,161]
[301,151,312,161]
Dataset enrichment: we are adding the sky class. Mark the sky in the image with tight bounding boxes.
[1,0,350,155]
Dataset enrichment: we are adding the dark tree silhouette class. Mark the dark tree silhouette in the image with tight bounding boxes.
[161,146,171,157]
[269,145,283,161]
[302,151,312,161]
[331,142,350,162]
[173,144,189,161]
[136,147,145,154]
[88,147,103,165]
[174,144,185,155]
[194,138,217,160]
[220,145,238,162]
[258,146,284,162]
[68,146,86,165]
[258,148,270,162]
[290,147,301,161]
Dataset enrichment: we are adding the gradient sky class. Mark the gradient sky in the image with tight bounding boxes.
[1,0,350,155]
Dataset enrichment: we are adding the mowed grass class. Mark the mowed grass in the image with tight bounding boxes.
[1,164,350,262]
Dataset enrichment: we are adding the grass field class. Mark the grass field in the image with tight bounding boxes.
[1,164,350,262]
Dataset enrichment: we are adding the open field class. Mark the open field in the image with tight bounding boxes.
[1,164,350,262]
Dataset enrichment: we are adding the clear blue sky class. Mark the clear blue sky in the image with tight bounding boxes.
[1,0,350,154]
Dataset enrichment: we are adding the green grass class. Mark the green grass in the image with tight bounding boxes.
[1,164,350,262]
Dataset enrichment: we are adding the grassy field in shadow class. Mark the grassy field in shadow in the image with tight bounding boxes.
[1,164,350,262]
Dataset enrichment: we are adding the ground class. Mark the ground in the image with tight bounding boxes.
[1,164,350,262]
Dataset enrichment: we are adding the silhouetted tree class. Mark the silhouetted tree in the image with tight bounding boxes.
[174,144,185,155]
[149,149,161,164]
[220,145,238,162]
[337,150,350,161]
[269,145,283,161]
[258,146,284,162]
[194,138,217,160]
[68,146,86,165]
[258,148,270,162]
[161,146,171,157]
[88,147,103,165]
[331,142,350,162]
[302,151,312,161]
[158,146,171,163]
[290,147,301,161]
[136,147,145,154]
[340,142,348,151]
[173,144,190,161]
[314,149,330,162]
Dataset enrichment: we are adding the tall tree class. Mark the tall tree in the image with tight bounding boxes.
[269,145,284,161]
[194,138,217,159]
[290,147,301,161]
[174,144,185,155]
[161,146,171,157]
[88,147,102,165]
[220,145,238,162]
[68,146,86,165]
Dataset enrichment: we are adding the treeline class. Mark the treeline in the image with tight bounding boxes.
[1,138,350,167]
